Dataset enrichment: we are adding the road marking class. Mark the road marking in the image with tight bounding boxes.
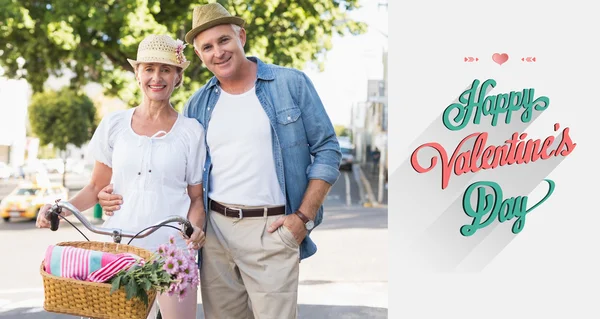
[352,164,367,205]
[0,299,45,312]
[24,307,45,313]
[0,288,45,313]
[357,165,377,206]
[344,172,351,206]
[0,288,43,294]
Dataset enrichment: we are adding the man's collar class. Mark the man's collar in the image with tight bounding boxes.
[250,56,275,81]
[206,56,274,89]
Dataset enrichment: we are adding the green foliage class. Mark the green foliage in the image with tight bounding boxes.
[28,87,97,151]
[1,0,367,111]
[37,144,58,159]
[110,256,175,307]
[334,124,350,137]
[109,237,199,307]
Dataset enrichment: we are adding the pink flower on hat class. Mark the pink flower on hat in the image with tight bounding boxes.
[175,40,187,65]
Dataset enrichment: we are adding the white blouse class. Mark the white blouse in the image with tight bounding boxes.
[87,108,206,252]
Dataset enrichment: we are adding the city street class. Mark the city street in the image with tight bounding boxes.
[0,166,387,318]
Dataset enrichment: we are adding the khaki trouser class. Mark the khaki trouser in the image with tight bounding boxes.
[201,206,300,319]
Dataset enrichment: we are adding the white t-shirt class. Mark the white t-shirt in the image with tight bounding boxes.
[87,108,206,252]
[207,87,285,206]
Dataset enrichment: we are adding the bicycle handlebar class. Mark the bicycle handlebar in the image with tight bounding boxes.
[46,200,194,243]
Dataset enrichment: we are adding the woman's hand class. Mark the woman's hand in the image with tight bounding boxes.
[184,224,206,250]
[97,184,123,216]
[35,204,53,229]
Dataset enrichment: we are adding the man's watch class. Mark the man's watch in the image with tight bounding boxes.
[294,210,315,230]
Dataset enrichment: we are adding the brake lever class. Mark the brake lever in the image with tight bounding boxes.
[182,221,194,238]
[48,200,61,231]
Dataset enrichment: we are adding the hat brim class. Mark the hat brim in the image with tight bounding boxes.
[185,16,246,44]
[127,58,191,71]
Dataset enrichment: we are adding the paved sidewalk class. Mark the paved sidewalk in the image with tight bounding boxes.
[0,304,387,318]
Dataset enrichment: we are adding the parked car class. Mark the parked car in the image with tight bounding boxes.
[340,146,354,171]
[0,182,69,222]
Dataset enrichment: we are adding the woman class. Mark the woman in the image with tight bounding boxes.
[36,34,206,319]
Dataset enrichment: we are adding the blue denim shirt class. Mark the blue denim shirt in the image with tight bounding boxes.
[184,57,341,260]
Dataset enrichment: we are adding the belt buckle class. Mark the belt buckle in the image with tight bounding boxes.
[229,207,243,219]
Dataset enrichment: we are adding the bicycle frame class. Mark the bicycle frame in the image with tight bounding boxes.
[47,200,193,243]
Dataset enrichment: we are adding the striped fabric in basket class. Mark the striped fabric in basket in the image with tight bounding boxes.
[44,245,139,282]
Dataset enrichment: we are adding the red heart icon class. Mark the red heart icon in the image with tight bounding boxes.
[492,53,509,65]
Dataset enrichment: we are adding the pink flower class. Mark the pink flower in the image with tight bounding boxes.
[178,286,188,301]
[156,244,168,257]
[177,280,189,291]
[179,264,191,276]
[176,271,186,281]
[186,253,196,262]
[166,283,177,296]
[164,245,180,259]
[152,238,200,298]
[163,257,179,275]
[174,40,187,64]
[175,255,188,269]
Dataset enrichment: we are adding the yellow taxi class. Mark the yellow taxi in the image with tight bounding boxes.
[0,182,69,222]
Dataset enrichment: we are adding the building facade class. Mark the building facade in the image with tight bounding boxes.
[0,78,29,168]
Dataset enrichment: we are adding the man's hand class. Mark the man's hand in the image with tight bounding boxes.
[98,184,123,216]
[267,214,307,245]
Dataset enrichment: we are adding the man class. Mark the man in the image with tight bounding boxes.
[372,147,381,173]
[99,3,341,318]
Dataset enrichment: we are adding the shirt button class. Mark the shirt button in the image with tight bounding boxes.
[203,188,206,191]
[287,116,291,121]
[207,107,211,111]
[203,168,206,171]
[214,88,219,94]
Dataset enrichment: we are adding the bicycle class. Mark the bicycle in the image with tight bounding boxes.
[40,200,194,319]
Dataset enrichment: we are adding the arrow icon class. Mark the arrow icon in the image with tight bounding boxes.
[464,56,478,62]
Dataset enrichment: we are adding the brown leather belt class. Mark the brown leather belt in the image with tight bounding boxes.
[209,199,285,218]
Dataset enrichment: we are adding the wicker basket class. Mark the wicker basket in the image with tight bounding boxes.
[40,241,157,319]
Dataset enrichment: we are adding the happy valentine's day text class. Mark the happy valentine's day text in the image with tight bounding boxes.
[410,79,576,236]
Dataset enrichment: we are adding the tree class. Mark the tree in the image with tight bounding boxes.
[1,0,367,111]
[334,124,350,137]
[28,87,97,186]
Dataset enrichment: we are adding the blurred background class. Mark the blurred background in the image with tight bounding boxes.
[0,0,387,317]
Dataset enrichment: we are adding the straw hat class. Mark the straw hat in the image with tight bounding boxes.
[127,34,191,71]
[185,3,246,44]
